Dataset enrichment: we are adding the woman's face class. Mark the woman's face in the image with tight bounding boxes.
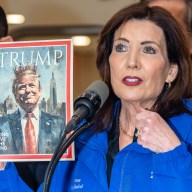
[109,19,177,108]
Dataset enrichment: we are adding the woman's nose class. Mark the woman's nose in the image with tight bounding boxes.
[127,49,139,69]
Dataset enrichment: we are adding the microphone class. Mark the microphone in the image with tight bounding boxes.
[43,81,109,192]
[65,80,109,133]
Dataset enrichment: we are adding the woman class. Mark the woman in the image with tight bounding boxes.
[1,2,192,192]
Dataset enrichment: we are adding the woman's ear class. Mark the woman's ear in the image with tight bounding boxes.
[166,64,178,83]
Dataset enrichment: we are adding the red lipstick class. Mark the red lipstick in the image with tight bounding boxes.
[122,76,142,86]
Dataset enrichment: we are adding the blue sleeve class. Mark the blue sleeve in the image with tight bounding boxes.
[153,142,192,192]
[0,162,33,192]
[0,161,74,192]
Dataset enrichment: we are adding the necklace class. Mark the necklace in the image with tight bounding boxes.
[119,119,133,139]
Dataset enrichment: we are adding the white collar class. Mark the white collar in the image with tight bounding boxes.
[19,106,40,120]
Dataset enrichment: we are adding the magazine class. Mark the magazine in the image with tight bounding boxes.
[0,39,74,161]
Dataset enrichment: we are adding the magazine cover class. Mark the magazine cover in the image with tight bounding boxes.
[0,39,74,161]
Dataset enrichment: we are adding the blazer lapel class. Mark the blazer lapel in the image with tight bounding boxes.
[9,110,24,153]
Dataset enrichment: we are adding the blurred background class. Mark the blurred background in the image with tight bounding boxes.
[1,0,136,100]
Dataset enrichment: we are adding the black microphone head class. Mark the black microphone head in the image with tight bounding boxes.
[85,80,109,107]
[74,80,109,119]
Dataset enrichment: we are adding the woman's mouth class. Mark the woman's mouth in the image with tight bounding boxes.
[122,76,143,86]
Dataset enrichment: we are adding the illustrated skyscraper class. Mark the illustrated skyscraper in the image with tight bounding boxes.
[50,72,57,112]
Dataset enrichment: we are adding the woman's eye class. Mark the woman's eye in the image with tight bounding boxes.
[114,43,127,52]
[143,46,156,54]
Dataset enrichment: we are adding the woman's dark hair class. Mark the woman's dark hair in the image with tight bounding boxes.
[94,2,192,131]
[0,6,8,37]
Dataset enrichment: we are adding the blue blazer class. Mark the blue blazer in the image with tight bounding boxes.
[1,100,192,192]
[0,110,65,154]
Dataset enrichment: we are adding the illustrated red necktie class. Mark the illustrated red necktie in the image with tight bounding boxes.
[25,113,38,154]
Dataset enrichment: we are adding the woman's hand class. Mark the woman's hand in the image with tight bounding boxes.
[136,108,181,153]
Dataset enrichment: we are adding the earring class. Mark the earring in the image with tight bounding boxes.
[165,82,171,89]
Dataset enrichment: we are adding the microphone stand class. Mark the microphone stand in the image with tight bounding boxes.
[43,120,95,192]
